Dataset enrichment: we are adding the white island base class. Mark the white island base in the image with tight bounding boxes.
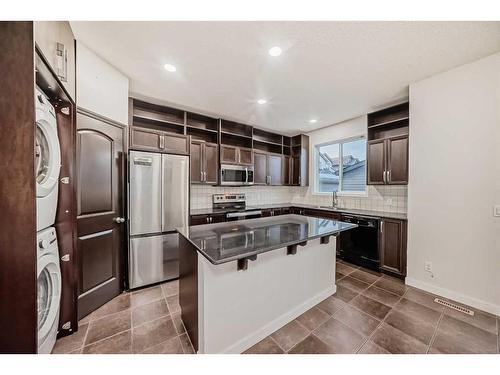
[186,237,337,354]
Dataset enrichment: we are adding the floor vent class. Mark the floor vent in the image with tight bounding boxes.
[434,298,474,316]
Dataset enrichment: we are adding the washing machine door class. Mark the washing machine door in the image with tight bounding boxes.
[37,254,61,344]
[35,110,61,198]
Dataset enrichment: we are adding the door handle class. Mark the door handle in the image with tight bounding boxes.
[387,170,391,183]
[113,217,125,223]
[383,171,387,184]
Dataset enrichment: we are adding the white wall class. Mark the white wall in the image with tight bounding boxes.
[407,52,500,315]
[76,41,129,124]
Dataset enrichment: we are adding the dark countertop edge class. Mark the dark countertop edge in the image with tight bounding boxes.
[177,219,357,266]
[190,204,407,221]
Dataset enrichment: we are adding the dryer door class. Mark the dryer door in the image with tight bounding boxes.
[35,117,61,198]
[37,254,61,344]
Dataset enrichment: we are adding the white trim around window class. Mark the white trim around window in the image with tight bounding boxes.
[313,135,367,196]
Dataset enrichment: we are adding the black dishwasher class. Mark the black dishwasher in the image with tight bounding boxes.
[338,215,380,271]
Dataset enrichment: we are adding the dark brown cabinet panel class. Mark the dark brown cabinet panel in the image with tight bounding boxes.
[130,127,163,152]
[191,141,218,184]
[367,136,408,185]
[163,133,190,155]
[253,151,268,185]
[220,145,253,165]
[210,213,226,223]
[190,213,226,226]
[190,142,203,183]
[130,127,189,155]
[387,136,408,184]
[220,145,237,164]
[204,143,218,184]
[268,155,282,186]
[282,156,292,185]
[291,134,309,186]
[367,140,386,184]
[254,152,283,185]
[367,102,409,186]
[239,148,253,165]
[291,156,301,185]
[379,219,407,277]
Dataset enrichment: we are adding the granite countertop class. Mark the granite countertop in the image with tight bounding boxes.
[190,203,407,220]
[177,214,357,265]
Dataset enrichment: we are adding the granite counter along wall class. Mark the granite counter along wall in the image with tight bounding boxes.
[190,184,407,214]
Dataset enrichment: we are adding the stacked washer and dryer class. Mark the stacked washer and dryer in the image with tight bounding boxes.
[35,87,62,354]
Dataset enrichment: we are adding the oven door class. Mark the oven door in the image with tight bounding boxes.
[226,210,262,221]
[220,164,253,186]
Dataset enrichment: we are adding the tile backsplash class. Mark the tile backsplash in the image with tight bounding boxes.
[291,185,407,213]
[190,184,407,213]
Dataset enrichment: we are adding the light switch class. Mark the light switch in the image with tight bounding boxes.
[494,205,500,217]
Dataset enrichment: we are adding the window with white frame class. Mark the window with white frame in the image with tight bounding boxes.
[315,136,366,194]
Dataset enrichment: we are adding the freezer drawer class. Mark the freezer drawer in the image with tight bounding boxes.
[129,151,162,235]
[129,233,179,289]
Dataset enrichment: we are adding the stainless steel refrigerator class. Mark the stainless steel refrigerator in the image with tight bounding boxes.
[128,151,189,289]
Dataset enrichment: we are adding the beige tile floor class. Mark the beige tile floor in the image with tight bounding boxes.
[53,260,500,354]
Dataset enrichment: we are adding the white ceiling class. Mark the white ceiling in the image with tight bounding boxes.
[70,21,500,135]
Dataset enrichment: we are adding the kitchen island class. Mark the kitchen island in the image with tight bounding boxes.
[177,214,356,354]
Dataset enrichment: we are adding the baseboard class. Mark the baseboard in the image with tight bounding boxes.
[405,277,500,316]
[222,285,337,354]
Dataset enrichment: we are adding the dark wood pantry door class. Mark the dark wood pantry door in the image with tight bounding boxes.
[76,110,125,319]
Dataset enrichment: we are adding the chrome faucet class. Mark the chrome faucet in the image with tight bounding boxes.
[332,191,338,208]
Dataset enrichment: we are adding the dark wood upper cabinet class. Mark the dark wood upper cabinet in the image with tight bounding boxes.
[220,145,252,165]
[379,218,407,277]
[367,140,386,184]
[291,135,309,186]
[191,141,218,184]
[253,151,268,185]
[128,99,310,187]
[367,103,409,185]
[386,136,408,184]
[204,143,218,184]
[130,127,163,152]
[253,152,283,185]
[190,142,203,183]
[268,154,283,186]
[282,156,291,185]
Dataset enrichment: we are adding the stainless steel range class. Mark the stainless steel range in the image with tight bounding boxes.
[212,194,262,221]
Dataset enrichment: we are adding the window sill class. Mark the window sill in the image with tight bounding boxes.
[312,191,368,198]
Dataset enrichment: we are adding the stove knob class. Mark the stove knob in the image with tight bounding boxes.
[39,239,50,250]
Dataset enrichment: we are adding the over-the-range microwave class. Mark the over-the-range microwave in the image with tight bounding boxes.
[220,164,254,186]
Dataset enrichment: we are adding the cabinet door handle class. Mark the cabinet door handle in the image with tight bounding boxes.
[200,170,204,182]
[380,221,384,234]
[159,136,165,149]
[388,170,391,184]
[383,171,386,184]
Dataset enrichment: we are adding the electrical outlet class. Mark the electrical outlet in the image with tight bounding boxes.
[424,261,432,272]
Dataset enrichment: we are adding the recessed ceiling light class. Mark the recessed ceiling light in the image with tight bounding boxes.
[268,46,282,57]
[164,63,177,72]
[309,119,318,123]
[257,99,267,105]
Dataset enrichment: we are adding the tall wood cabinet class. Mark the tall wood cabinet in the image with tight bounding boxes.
[367,103,409,185]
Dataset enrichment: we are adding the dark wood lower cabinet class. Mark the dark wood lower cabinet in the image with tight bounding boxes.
[379,218,407,277]
[190,213,226,226]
